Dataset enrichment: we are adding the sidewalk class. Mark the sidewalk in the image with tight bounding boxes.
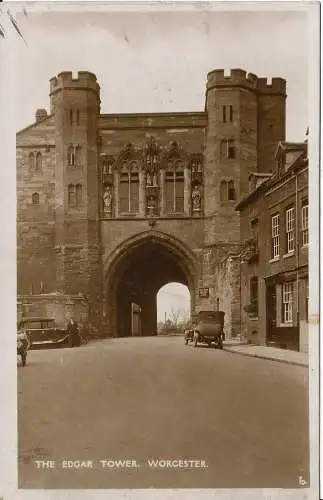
[223,342,308,367]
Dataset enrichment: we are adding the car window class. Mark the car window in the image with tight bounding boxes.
[30,321,42,329]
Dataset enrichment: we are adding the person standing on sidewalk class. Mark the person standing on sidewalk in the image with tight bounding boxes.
[66,318,81,347]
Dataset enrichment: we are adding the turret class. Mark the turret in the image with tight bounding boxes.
[203,68,286,246]
[50,71,102,333]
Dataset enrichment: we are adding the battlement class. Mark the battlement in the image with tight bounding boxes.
[206,69,286,95]
[49,71,100,95]
[257,77,286,95]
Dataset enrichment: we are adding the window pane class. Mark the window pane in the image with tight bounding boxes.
[32,193,39,205]
[29,153,34,169]
[68,185,76,205]
[286,208,295,253]
[220,181,227,201]
[76,184,82,204]
[36,153,42,171]
[119,180,129,213]
[228,140,236,159]
[175,179,184,212]
[222,105,226,123]
[271,214,280,258]
[228,180,236,200]
[220,140,227,159]
[165,179,174,212]
[130,179,139,213]
[75,147,81,166]
[282,282,293,323]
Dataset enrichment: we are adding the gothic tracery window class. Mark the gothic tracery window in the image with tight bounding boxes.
[165,160,184,213]
[119,160,139,214]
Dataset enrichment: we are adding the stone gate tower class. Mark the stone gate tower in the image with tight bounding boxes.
[203,69,286,334]
[49,72,102,330]
[16,68,286,338]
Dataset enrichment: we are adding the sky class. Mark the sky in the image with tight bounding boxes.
[7,4,310,321]
[13,6,309,138]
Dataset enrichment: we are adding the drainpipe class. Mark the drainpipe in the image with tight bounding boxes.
[295,169,300,346]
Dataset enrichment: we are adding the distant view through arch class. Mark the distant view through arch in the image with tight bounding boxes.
[157,282,191,335]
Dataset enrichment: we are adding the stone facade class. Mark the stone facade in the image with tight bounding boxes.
[17,68,286,338]
[236,142,308,351]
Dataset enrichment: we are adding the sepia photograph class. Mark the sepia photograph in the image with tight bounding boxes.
[0,1,320,498]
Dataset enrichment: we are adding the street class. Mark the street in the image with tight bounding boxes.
[18,336,309,489]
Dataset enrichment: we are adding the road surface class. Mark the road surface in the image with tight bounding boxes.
[18,336,309,489]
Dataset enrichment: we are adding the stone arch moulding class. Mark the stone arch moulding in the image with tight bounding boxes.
[160,141,189,169]
[104,229,197,291]
[115,142,142,170]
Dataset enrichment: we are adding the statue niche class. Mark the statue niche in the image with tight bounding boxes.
[192,183,202,213]
[144,137,159,187]
[144,137,160,216]
[103,185,113,216]
[191,154,203,185]
[102,155,115,186]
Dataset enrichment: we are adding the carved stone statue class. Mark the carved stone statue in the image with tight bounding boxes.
[103,186,113,213]
[147,196,156,217]
[146,172,153,186]
[192,185,201,211]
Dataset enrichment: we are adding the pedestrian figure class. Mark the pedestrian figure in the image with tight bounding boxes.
[67,318,81,347]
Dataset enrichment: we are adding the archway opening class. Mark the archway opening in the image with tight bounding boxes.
[105,234,195,338]
[157,282,191,335]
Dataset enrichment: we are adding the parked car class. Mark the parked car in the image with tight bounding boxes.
[17,330,29,366]
[187,311,225,349]
[17,318,71,349]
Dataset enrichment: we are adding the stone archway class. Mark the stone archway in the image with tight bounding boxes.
[103,231,197,337]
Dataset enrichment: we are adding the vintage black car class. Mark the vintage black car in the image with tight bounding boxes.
[185,311,225,349]
[17,318,71,349]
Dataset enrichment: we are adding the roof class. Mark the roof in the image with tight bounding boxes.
[17,114,54,136]
[235,182,268,211]
[18,317,55,323]
[236,154,308,212]
[248,172,273,179]
[275,140,307,159]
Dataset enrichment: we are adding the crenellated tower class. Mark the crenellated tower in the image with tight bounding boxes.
[204,68,286,246]
[50,71,102,331]
[202,69,286,335]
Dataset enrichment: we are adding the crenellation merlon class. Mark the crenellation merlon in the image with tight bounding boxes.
[206,68,286,95]
[49,71,100,95]
[257,77,286,95]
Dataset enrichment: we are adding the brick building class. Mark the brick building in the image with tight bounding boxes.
[236,141,308,352]
[17,68,287,338]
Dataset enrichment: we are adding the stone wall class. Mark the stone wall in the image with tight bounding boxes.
[17,293,89,331]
